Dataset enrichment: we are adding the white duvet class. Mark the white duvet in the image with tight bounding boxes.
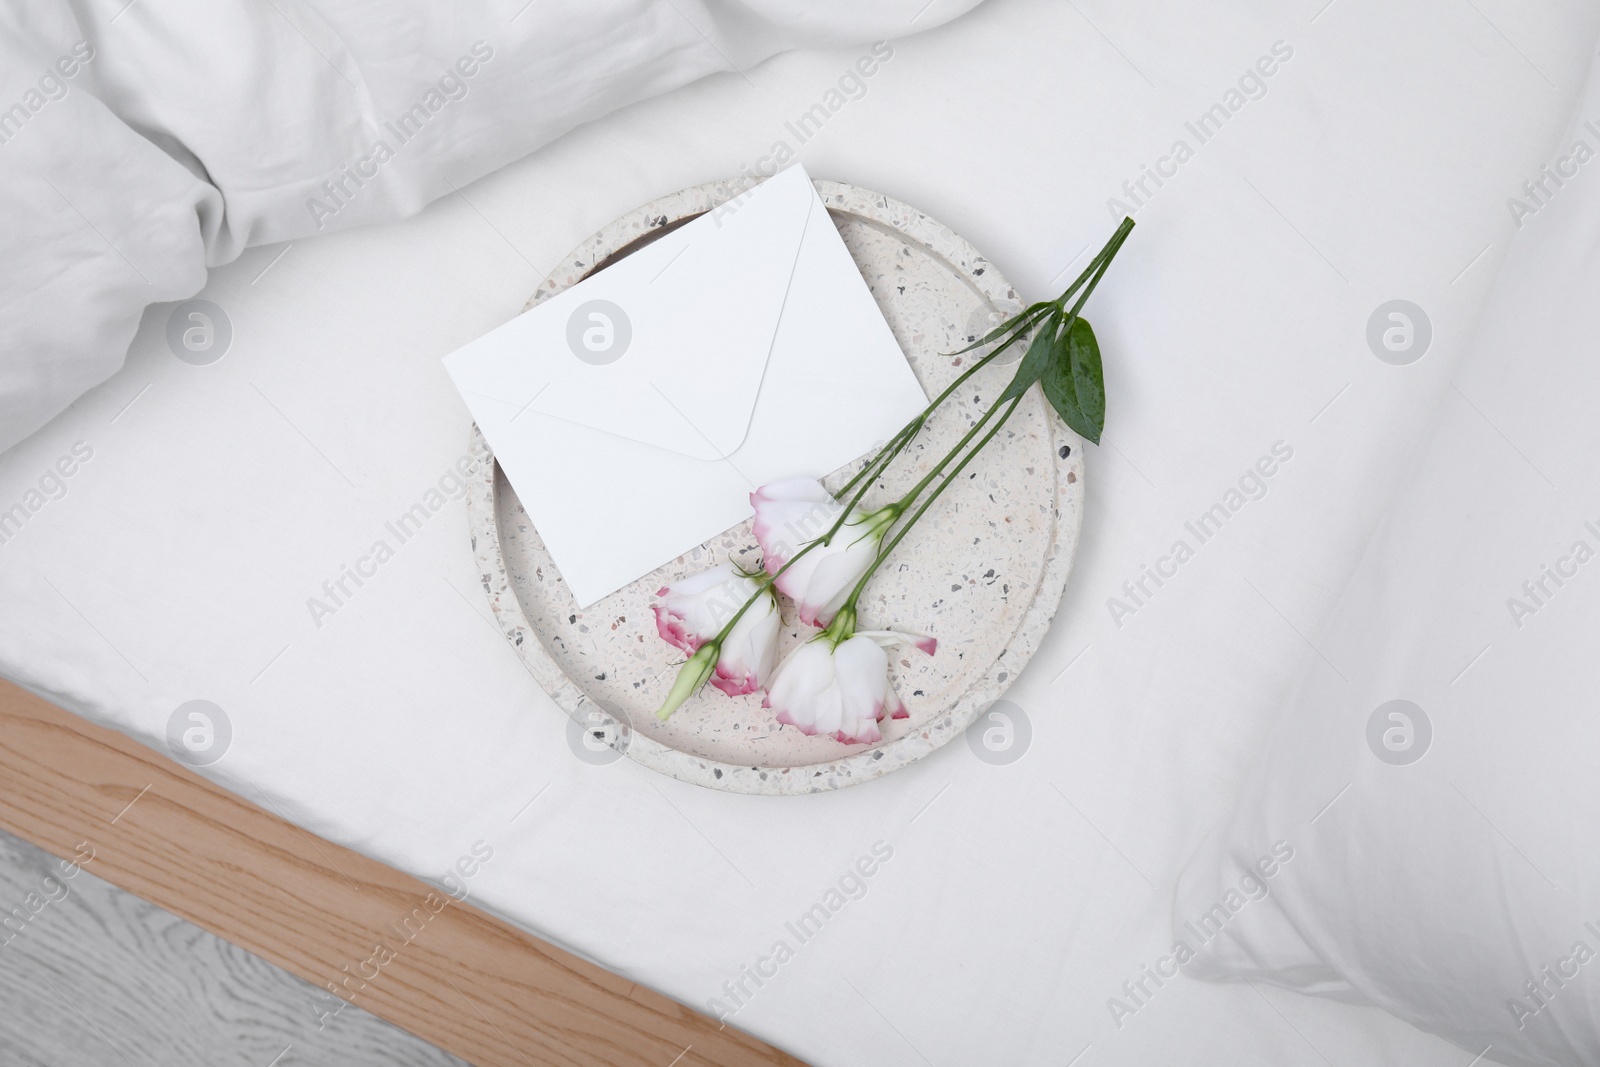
[0,0,980,455]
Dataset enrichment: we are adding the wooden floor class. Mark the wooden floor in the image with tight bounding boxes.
[0,825,471,1065]
[0,678,803,1067]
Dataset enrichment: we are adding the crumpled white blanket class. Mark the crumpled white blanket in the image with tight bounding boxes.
[0,0,981,454]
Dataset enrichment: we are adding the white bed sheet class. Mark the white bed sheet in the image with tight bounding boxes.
[4,1,1596,1064]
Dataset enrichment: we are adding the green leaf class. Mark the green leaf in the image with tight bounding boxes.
[1067,317,1104,441]
[1041,333,1095,443]
[998,308,1061,403]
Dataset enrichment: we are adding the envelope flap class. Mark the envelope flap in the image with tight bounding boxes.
[441,162,930,607]
[504,166,820,461]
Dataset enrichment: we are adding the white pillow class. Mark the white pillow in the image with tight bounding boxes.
[1174,55,1600,1067]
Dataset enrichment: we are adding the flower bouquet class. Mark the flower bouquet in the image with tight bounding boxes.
[652,217,1134,743]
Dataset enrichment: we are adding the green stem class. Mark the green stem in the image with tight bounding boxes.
[715,219,1136,647]
[883,398,1004,527]
[829,221,1136,623]
[880,398,1023,567]
[825,217,1137,555]
[697,336,1037,652]
[1046,217,1134,316]
[833,309,1039,500]
[1058,216,1133,320]
[837,395,1025,620]
[836,420,916,500]
[662,219,1136,711]
[692,480,893,654]
[890,392,1010,514]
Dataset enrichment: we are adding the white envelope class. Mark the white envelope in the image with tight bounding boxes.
[442,164,928,607]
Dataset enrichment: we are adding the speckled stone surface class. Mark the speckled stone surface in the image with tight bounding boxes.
[464,177,1085,794]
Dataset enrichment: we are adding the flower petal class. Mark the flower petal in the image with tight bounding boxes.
[652,604,701,654]
[856,630,937,656]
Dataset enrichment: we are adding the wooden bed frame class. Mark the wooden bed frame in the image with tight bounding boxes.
[0,678,801,1067]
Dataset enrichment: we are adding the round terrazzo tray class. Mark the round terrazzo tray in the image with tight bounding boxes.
[464,175,1084,794]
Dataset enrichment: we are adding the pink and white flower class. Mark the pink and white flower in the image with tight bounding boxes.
[764,631,929,745]
[652,563,779,698]
[751,477,895,628]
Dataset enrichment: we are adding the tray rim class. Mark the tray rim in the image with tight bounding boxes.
[465,174,1085,794]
